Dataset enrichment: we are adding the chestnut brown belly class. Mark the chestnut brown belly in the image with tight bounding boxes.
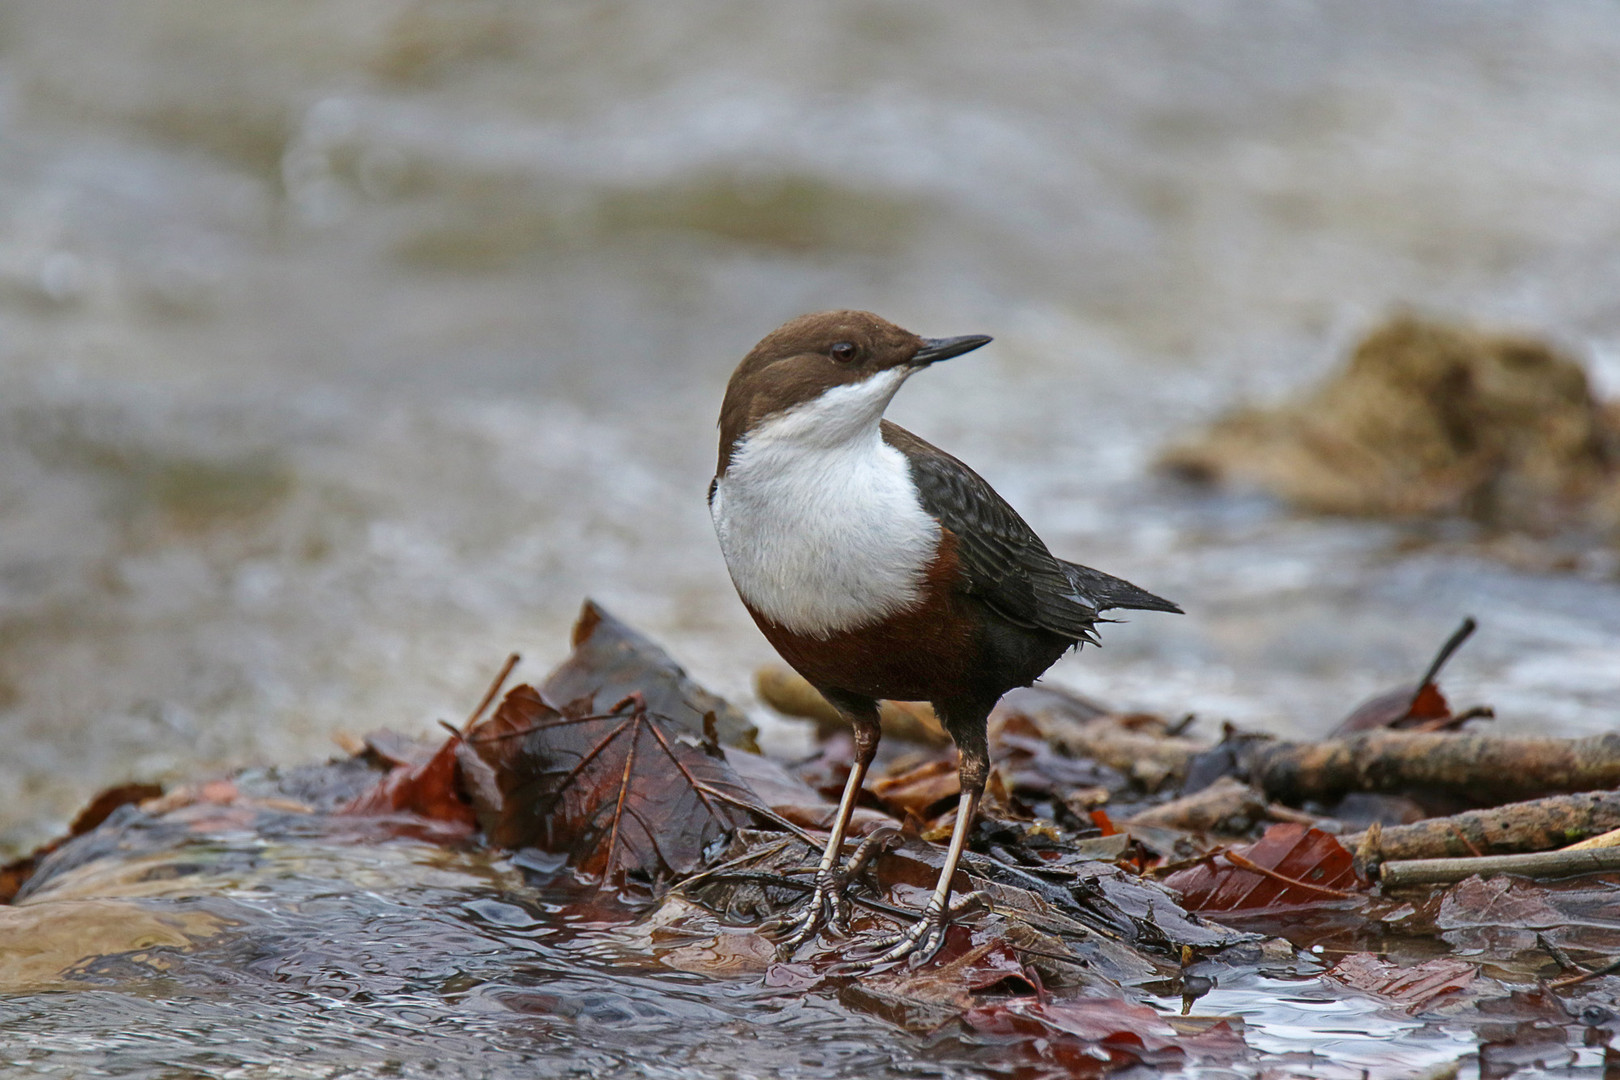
[749,587,1072,707]
[752,589,982,703]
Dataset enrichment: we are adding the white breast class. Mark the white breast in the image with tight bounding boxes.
[710,371,941,639]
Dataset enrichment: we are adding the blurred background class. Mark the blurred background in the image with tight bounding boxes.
[3,1,1620,856]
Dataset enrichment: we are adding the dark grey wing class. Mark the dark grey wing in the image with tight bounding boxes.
[883,422,1102,642]
[882,423,1181,642]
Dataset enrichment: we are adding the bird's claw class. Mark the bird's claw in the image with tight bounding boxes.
[868,908,950,967]
[774,829,903,953]
[777,871,851,951]
[843,890,988,971]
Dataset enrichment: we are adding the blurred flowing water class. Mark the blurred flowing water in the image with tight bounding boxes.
[3,0,1620,863]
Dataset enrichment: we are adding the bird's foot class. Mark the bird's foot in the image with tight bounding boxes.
[774,828,901,952]
[776,873,846,951]
[846,890,988,970]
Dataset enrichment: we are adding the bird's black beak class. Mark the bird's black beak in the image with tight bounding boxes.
[912,334,992,367]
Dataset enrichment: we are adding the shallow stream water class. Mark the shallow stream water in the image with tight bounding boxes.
[8,767,1605,1080]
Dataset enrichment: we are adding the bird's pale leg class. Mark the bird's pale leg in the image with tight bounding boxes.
[863,782,982,965]
[859,720,991,967]
[779,703,880,949]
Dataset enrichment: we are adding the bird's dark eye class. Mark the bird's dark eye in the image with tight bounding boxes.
[829,342,858,363]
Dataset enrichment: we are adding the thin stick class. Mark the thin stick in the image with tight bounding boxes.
[682,870,812,893]
[1381,845,1620,888]
[1549,954,1620,991]
[1263,804,1324,826]
[671,837,796,892]
[1416,616,1477,695]
[462,653,521,733]
[1536,932,1581,973]
[1560,825,1620,852]
[461,710,632,745]
[1222,850,1361,900]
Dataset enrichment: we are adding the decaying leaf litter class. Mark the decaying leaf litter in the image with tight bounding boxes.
[7,598,1620,1078]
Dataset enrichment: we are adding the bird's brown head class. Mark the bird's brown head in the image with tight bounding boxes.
[716,310,990,472]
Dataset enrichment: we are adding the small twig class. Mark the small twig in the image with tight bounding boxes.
[683,870,812,894]
[1549,954,1620,991]
[1008,943,1091,968]
[1536,932,1581,973]
[1263,804,1324,826]
[1415,617,1477,697]
[1381,845,1620,888]
[1222,849,1361,900]
[674,837,797,891]
[1410,705,1494,733]
[462,653,521,733]
[1560,825,1620,852]
[461,710,630,745]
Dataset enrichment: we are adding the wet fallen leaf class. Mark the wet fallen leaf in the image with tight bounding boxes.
[458,685,769,886]
[546,600,757,751]
[341,732,476,832]
[1435,874,1620,965]
[1478,1024,1577,1077]
[1161,824,1368,913]
[950,995,1247,1078]
[871,758,960,817]
[839,925,1037,1032]
[788,729,855,798]
[724,748,891,835]
[991,711,1125,801]
[1329,952,1479,1013]
[1329,617,1490,736]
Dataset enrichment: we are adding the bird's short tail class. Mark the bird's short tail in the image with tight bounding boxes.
[1061,561,1182,614]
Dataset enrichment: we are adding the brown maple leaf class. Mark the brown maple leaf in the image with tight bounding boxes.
[545,600,757,751]
[458,685,769,886]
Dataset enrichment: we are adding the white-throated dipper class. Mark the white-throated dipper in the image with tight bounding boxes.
[709,310,1181,964]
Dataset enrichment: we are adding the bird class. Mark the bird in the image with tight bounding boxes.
[708,310,1181,964]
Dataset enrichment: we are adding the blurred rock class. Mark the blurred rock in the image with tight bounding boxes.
[1162,315,1620,536]
[753,665,949,746]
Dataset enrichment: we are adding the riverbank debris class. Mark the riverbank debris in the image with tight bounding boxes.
[7,603,1620,1074]
[1161,314,1620,542]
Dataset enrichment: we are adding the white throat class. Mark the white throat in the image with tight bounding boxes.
[710,368,940,638]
